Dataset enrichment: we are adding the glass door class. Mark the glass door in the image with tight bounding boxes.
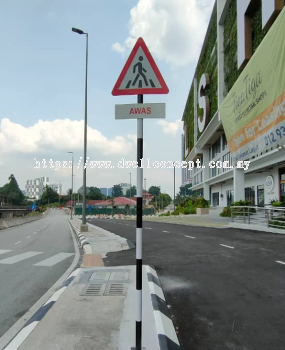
[257,185,264,207]
[212,192,219,207]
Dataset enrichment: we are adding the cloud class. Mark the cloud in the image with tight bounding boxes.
[157,119,182,136]
[112,0,215,67]
[112,42,126,54]
[0,118,134,156]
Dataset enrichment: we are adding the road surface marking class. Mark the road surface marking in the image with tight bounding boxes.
[33,232,37,234]
[0,251,43,264]
[27,236,31,239]
[185,235,196,239]
[15,241,21,245]
[220,244,234,249]
[0,249,13,255]
[145,227,152,230]
[276,261,285,266]
[34,253,75,267]
[163,230,169,233]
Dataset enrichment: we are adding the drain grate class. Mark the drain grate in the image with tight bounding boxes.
[104,283,126,296]
[81,283,105,296]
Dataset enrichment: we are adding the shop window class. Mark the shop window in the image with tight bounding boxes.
[226,190,234,206]
[245,187,255,205]
[211,138,221,159]
[222,133,228,151]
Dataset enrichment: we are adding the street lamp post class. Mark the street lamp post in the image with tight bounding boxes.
[72,27,88,232]
[173,162,176,212]
[129,173,132,198]
[68,152,74,219]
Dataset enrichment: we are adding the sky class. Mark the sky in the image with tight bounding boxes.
[0,0,215,197]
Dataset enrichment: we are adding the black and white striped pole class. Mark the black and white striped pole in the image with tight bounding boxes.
[136,94,143,350]
[112,37,169,350]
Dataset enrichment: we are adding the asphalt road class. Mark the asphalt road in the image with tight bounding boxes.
[88,217,285,350]
[0,209,75,337]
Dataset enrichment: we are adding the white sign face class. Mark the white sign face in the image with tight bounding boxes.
[115,103,166,119]
[119,47,162,91]
[78,186,90,195]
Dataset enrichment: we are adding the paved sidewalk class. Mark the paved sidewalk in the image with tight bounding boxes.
[14,266,162,350]
[3,219,180,350]
[71,217,134,258]
[123,208,231,228]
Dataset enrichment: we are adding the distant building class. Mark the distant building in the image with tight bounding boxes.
[25,177,49,200]
[100,188,113,197]
[50,183,62,195]
[120,183,130,195]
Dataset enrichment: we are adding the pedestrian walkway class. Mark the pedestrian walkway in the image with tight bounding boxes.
[71,217,133,258]
[0,250,74,267]
[127,208,231,228]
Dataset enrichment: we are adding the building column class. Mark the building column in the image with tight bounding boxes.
[203,148,210,201]
[233,168,245,201]
[203,183,210,201]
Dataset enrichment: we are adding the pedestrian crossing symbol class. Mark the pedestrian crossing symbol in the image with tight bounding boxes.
[112,37,169,96]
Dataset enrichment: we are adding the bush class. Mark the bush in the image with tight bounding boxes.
[233,200,252,206]
[220,206,231,217]
[184,207,196,215]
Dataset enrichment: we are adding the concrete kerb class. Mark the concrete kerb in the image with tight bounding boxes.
[145,266,180,350]
[68,219,92,254]
[86,221,135,251]
[3,269,81,350]
[0,218,80,350]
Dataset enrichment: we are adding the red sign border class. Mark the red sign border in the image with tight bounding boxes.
[112,37,169,96]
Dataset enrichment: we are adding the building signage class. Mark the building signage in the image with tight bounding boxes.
[220,8,285,163]
[266,175,274,193]
[198,73,210,132]
[115,103,165,119]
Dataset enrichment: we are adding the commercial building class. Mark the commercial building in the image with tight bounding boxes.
[182,0,285,207]
[25,177,49,200]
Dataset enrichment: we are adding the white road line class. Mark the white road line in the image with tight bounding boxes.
[27,236,31,239]
[0,251,43,264]
[163,230,169,233]
[34,253,75,267]
[276,261,285,266]
[185,235,196,239]
[220,244,234,249]
[33,232,37,234]
[0,249,13,255]
[15,241,21,245]
[145,227,152,230]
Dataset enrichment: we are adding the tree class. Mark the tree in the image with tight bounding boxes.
[87,187,104,200]
[112,184,123,197]
[126,186,137,197]
[40,185,59,205]
[179,184,192,197]
[0,174,25,205]
[148,186,161,197]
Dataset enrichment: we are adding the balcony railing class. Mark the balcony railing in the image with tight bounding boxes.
[230,206,285,230]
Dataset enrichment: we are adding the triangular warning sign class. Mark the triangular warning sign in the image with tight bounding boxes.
[112,37,169,96]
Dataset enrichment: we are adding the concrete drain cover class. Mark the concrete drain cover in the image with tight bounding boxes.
[89,270,130,283]
[81,283,126,297]
[81,283,105,296]
[104,283,126,296]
